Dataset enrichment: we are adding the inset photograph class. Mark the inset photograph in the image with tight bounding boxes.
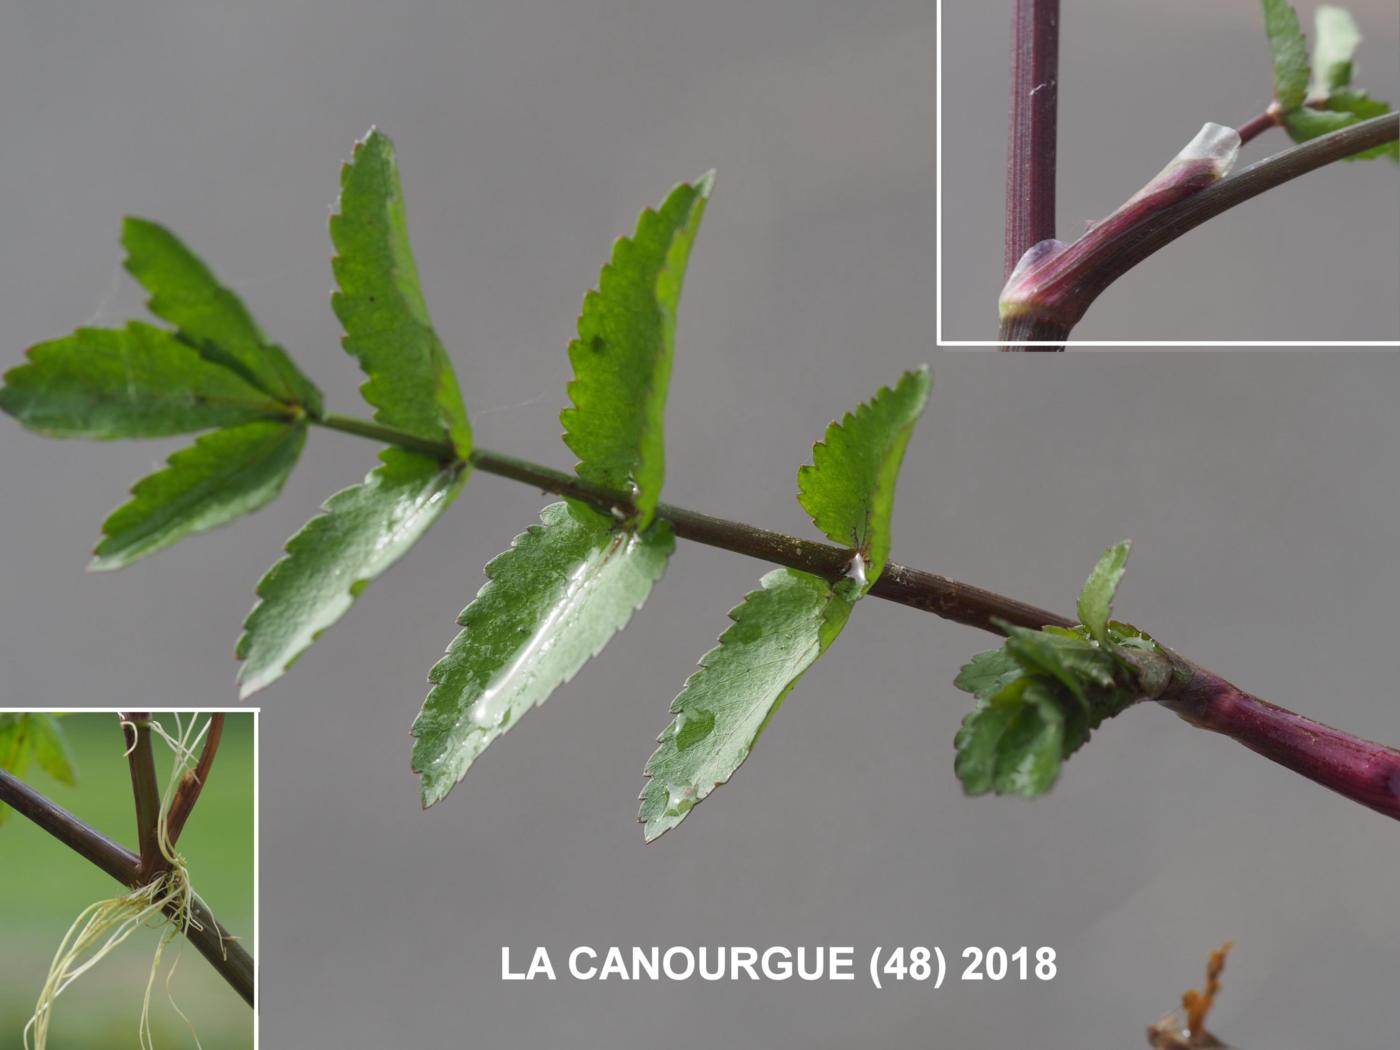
[937,0,1399,347]
[0,711,255,1049]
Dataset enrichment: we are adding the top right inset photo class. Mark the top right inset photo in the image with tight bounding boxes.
[937,0,1399,349]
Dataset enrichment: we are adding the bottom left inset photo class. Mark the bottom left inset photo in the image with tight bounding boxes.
[0,710,256,1048]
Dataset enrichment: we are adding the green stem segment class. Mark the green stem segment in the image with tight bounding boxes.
[0,767,255,1006]
[319,413,452,458]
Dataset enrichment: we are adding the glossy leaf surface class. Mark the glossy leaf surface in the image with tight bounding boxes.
[236,448,467,697]
[412,501,674,807]
[639,569,857,840]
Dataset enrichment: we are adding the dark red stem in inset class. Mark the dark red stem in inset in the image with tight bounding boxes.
[0,765,255,1004]
[997,113,1398,343]
[164,712,224,848]
[1237,99,1333,147]
[1237,109,1280,146]
[120,711,163,880]
[1004,0,1060,283]
[1162,665,1400,820]
[1001,156,1225,333]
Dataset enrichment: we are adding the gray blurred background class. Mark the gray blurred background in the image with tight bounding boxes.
[2,2,1399,1047]
[942,0,1400,343]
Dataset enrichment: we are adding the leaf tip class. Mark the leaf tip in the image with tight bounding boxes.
[357,124,389,151]
[418,776,452,811]
[120,214,156,244]
[693,169,717,199]
[86,554,121,574]
[234,645,276,700]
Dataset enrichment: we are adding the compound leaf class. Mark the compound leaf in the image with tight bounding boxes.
[412,501,674,807]
[1261,0,1311,111]
[331,129,472,456]
[1077,539,1131,646]
[0,322,287,439]
[92,419,307,571]
[122,217,322,415]
[639,568,857,841]
[796,367,930,585]
[236,448,467,697]
[1309,5,1362,98]
[561,175,713,529]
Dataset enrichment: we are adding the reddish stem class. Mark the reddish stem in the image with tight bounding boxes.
[1238,99,1332,147]
[1162,666,1400,820]
[996,113,1398,341]
[1237,109,1280,146]
[340,425,1400,821]
[1000,153,1228,332]
[0,765,255,1005]
[164,713,224,848]
[1004,0,1060,282]
[120,712,163,879]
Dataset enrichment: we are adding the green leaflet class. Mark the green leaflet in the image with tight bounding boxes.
[1263,2,1397,162]
[796,368,930,586]
[0,322,288,439]
[411,502,674,807]
[639,569,858,841]
[92,420,307,571]
[953,648,1021,702]
[1261,0,1311,111]
[1309,5,1362,98]
[955,678,1074,798]
[236,448,468,697]
[28,715,77,786]
[954,625,1165,797]
[1284,93,1399,162]
[0,714,76,824]
[953,544,1172,798]
[122,217,323,415]
[638,365,926,838]
[561,175,713,529]
[1326,92,1400,161]
[1077,540,1130,647]
[331,129,472,456]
